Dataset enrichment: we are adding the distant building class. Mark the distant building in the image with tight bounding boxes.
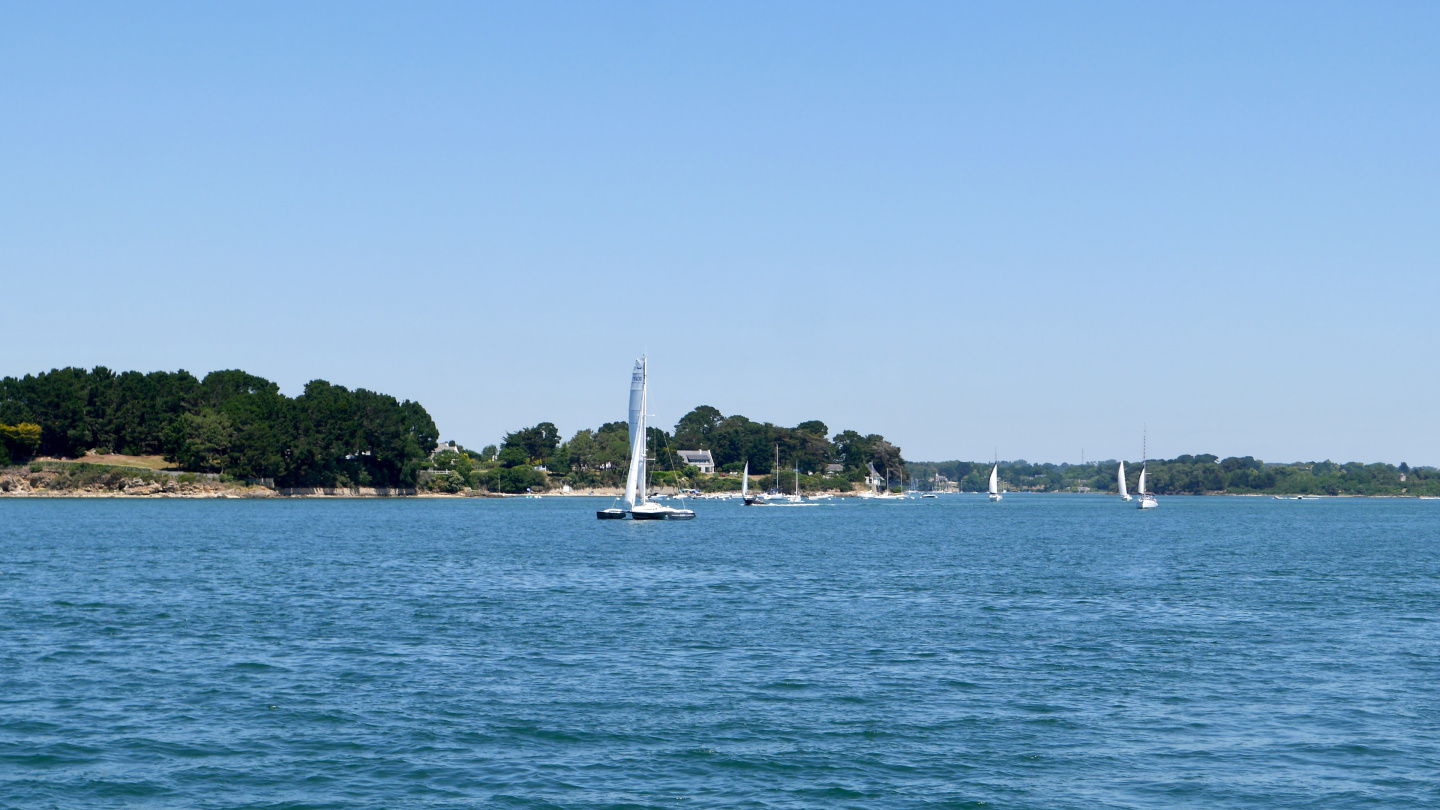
[676,450,715,474]
[825,463,844,474]
[431,440,460,459]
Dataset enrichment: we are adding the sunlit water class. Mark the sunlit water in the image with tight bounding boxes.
[3,495,1438,808]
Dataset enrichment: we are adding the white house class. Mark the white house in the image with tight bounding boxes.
[676,449,716,474]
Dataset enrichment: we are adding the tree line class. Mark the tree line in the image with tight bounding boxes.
[909,455,1440,497]
[0,367,438,486]
[426,406,909,493]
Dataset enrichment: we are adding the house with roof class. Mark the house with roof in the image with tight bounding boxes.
[676,449,715,474]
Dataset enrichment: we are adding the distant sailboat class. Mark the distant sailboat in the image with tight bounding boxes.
[1137,429,1158,510]
[742,460,765,506]
[988,460,1003,502]
[1118,460,1132,502]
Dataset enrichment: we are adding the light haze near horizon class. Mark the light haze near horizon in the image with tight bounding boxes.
[4,3,1437,465]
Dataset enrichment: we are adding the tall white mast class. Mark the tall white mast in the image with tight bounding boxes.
[623,357,647,507]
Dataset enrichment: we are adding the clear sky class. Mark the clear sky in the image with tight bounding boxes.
[4,2,1437,464]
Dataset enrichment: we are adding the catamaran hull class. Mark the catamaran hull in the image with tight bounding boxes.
[596,509,627,519]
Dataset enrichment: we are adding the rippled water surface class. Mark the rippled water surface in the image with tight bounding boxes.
[3,496,1438,808]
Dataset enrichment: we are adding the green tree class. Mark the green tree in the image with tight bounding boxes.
[166,410,236,473]
[673,405,724,448]
[503,422,560,464]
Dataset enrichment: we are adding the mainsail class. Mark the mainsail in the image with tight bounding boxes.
[1137,464,1147,497]
[623,357,648,508]
[1118,461,1128,499]
[741,461,748,499]
[988,464,999,496]
[628,357,645,453]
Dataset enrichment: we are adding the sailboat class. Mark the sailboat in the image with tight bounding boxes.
[1118,460,1132,502]
[1136,430,1158,510]
[596,356,694,520]
[742,460,765,506]
[988,461,1003,502]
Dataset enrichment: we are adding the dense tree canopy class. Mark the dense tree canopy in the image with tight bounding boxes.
[0,367,438,486]
[531,406,906,488]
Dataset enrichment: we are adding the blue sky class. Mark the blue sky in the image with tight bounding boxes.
[4,2,1437,464]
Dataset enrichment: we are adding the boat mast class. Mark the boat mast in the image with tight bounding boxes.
[638,363,649,505]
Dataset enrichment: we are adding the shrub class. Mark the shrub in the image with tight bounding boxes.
[434,472,466,493]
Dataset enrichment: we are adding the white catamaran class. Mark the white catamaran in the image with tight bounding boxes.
[1118,460,1132,502]
[596,356,694,521]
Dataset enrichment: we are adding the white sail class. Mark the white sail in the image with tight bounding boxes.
[741,461,749,498]
[1137,464,1147,496]
[1118,461,1128,499]
[988,464,999,496]
[623,357,648,508]
[623,421,644,507]
[627,357,645,455]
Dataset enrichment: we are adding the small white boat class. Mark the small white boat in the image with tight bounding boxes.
[1136,431,1157,509]
[1137,468,1157,509]
[988,463,1003,502]
[1118,460,1132,502]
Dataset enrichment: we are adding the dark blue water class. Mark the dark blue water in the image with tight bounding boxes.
[3,496,1438,808]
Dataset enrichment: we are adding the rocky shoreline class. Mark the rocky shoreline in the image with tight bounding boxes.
[0,467,271,498]
[0,467,639,498]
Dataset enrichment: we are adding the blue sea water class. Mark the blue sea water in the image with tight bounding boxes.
[2,495,1438,809]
